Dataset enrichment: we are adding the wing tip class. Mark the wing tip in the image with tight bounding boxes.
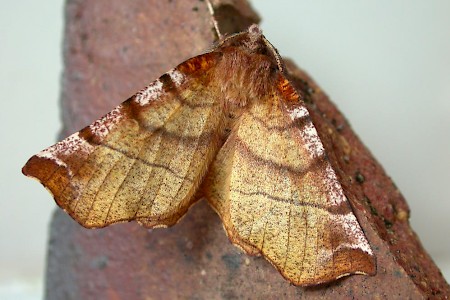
[271,247,376,287]
[22,155,60,193]
[22,154,75,212]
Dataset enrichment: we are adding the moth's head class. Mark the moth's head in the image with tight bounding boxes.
[211,25,287,109]
[217,24,284,73]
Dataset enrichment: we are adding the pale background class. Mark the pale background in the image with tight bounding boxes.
[1,1,449,299]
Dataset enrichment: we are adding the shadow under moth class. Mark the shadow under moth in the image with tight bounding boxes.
[23,24,376,286]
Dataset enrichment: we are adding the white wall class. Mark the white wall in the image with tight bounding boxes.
[1,1,448,299]
[0,1,62,299]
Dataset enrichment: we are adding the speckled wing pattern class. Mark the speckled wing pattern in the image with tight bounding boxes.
[204,76,375,285]
[23,25,375,286]
[23,53,224,228]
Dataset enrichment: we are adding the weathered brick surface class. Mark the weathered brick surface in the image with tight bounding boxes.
[45,1,449,299]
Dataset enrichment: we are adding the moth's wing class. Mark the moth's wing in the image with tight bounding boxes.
[23,53,225,228]
[204,78,376,286]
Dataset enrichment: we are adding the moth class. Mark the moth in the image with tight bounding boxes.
[23,24,376,286]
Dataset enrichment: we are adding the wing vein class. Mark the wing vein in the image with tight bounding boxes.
[172,112,214,212]
[298,207,308,283]
[99,143,192,182]
[133,99,186,218]
[283,175,293,270]
[41,165,61,186]
[235,136,323,175]
[83,151,123,225]
[103,133,149,223]
[68,149,100,213]
[260,116,271,252]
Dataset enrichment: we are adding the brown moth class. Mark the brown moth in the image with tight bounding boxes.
[23,24,376,286]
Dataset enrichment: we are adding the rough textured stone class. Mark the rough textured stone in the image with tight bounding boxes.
[45,0,449,299]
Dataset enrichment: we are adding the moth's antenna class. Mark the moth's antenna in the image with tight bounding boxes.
[206,0,223,40]
[262,35,285,73]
